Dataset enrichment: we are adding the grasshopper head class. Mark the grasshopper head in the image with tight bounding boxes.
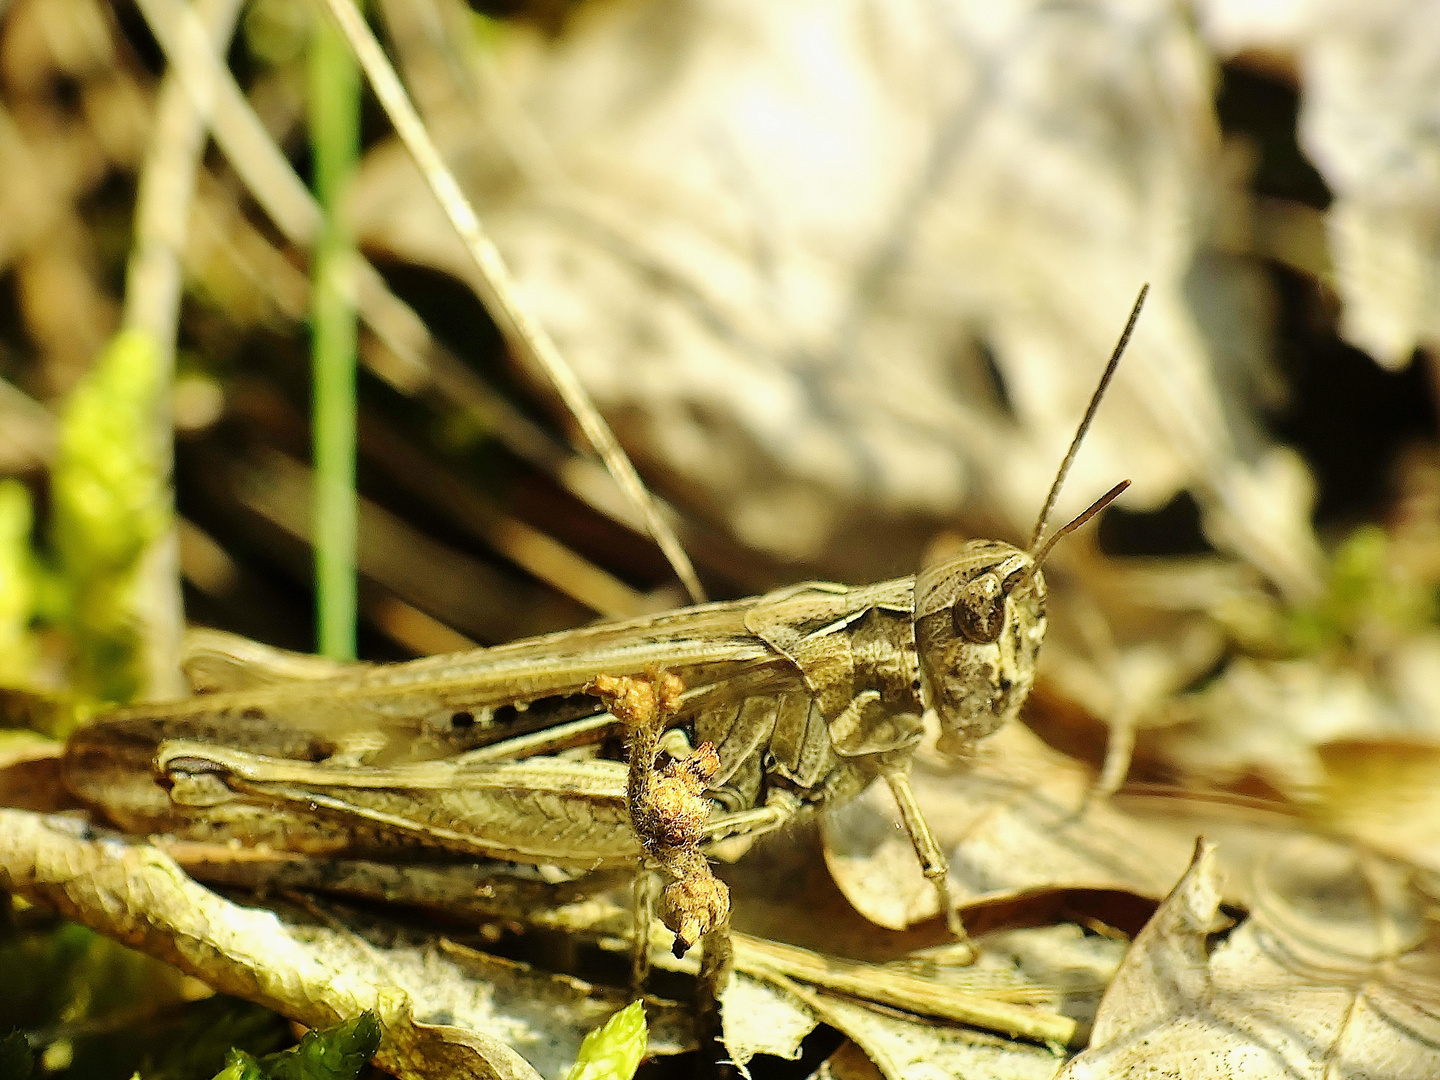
[909,286,1146,758]
[913,540,1047,758]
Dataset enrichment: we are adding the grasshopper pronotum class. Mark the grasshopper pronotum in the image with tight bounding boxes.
[62,288,1146,963]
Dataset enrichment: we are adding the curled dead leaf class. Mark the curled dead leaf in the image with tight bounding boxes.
[0,809,694,1080]
[1058,838,1440,1078]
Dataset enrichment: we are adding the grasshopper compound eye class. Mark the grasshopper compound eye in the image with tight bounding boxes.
[949,564,1041,644]
[950,571,1004,643]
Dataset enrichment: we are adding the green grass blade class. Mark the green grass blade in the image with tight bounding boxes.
[308,4,361,660]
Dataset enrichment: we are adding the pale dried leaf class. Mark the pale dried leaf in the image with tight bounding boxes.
[1200,0,1440,367]
[800,989,1065,1080]
[724,970,1066,1080]
[715,974,818,1067]
[0,810,695,1080]
[1154,650,1440,797]
[1387,632,1440,730]
[1316,737,1440,874]
[1057,838,1440,1079]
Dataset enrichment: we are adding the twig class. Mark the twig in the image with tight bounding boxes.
[121,0,245,698]
[315,0,707,605]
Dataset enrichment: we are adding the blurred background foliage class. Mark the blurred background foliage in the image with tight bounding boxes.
[0,0,1437,1077]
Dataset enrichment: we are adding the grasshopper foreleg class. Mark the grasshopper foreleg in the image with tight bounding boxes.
[590,670,731,962]
[883,766,974,961]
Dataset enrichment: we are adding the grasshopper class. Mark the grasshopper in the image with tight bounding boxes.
[61,288,1146,960]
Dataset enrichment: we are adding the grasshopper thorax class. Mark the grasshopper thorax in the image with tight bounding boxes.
[913,539,1047,758]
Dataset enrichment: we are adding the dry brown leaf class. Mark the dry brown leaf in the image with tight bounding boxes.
[1057,837,1440,1079]
[822,721,1198,929]
[1036,545,1440,801]
[815,1041,888,1080]
[1151,646,1440,798]
[721,925,1121,1080]
[734,976,1065,1080]
[0,809,696,1080]
[1316,737,1440,874]
[0,731,73,812]
[162,825,1109,1070]
[352,0,1321,595]
[1034,558,1239,792]
[798,988,1065,1080]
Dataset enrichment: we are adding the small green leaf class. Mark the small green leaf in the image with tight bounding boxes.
[0,1032,34,1080]
[255,1012,381,1080]
[566,1001,647,1080]
[212,1048,269,1080]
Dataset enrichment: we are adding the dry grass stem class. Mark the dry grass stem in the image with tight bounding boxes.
[731,933,1078,1047]
[121,0,246,699]
[316,0,706,605]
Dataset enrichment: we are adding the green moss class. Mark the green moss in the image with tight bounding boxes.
[1284,524,1437,655]
[216,1013,380,1080]
[52,329,171,705]
[0,480,37,688]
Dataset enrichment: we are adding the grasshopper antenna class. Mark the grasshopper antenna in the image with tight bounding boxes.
[1009,479,1130,596]
[1028,480,1130,571]
[1027,284,1148,554]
